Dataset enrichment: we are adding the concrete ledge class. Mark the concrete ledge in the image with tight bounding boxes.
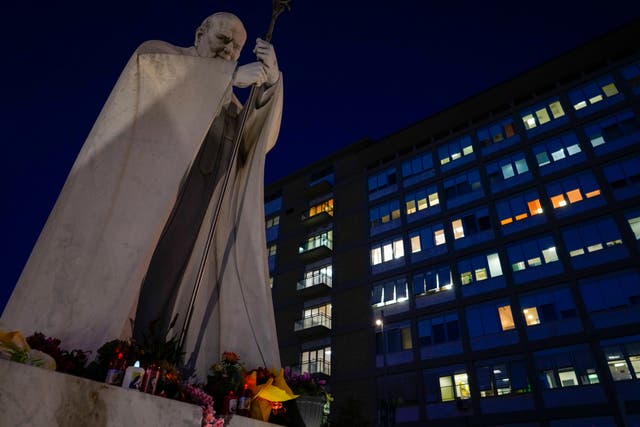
[0,359,277,427]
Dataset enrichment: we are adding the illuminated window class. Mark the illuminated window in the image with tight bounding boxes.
[413,265,453,295]
[626,211,640,240]
[496,190,544,228]
[477,361,529,397]
[536,108,550,124]
[522,307,540,326]
[266,215,280,241]
[300,229,333,253]
[604,342,640,381]
[301,346,331,376]
[536,345,599,389]
[438,372,470,402]
[562,217,624,262]
[507,235,560,273]
[370,199,399,228]
[584,110,640,150]
[452,219,464,239]
[309,198,334,218]
[546,171,602,212]
[377,323,413,354]
[450,208,491,244]
[486,153,530,186]
[370,237,404,266]
[439,376,455,401]
[566,189,583,203]
[371,277,408,307]
[409,223,446,256]
[521,98,565,130]
[299,303,332,330]
[438,135,474,167]
[267,244,277,271]
[477,118,518,148]
[558,369,579,387]
[458,251,503,286]
[405,185,439,216]
[301,264,332,289]
[410,236,421,253]
[498,305,515,330]
[568,76,621,112]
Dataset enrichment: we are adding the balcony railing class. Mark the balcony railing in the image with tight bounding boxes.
[294,313,332,331]
[297,273,333,291]
[298,235,333,254]
[301,358,332,376]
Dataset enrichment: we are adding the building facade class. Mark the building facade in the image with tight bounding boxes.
[265,22,640,427]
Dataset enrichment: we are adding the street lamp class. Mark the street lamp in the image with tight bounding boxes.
[375,311,390,426]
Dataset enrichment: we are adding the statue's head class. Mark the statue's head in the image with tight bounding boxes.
[194,12,247,61]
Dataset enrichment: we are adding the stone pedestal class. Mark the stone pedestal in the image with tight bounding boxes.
[0,359,276,427]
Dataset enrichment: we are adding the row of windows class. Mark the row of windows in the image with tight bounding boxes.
[374,271,639,362]
[377,344,640,415]
[370,213,637,275]
[367,71,634,199]
[423,342,609,404]
[367,106,639,206]
[370,151,639,238]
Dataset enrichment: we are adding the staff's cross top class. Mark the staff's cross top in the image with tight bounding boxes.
[265,0,291,42]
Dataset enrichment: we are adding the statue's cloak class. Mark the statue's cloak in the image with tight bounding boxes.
[2,40,282,376]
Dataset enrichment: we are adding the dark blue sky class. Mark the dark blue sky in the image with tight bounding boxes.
[2,1,640,312]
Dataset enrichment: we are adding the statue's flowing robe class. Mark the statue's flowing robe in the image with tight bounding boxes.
[1,40,282,377]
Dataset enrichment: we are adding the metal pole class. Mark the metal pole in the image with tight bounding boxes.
[178,0,291,350]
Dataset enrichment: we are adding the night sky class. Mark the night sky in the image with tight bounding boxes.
[2,1,640,312]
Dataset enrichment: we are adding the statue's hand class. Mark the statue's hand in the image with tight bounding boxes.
[233,62,268,88]
[254,38,279,86]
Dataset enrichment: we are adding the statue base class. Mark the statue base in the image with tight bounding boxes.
[0,359,276,427]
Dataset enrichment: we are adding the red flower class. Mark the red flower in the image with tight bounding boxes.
[222,351,239,364]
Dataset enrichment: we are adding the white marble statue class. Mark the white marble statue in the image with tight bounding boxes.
[1,12,282,378]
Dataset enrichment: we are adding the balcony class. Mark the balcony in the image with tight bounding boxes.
[305,178,333,199]
[299,234,333,261]
[301,209,333,228]
[297,273,332,297]
[294,313,332,338]
[300,358,331,377]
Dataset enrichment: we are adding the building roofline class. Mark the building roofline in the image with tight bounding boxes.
[266,18,640,190]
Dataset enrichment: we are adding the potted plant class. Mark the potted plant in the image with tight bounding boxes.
[283,367,332,427]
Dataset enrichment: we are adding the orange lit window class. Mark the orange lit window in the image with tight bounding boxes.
[566,189,583,204]
[551,195,567,208]
[515,213,528,221]
[527,199,543,215]
[504,123,516,138]
[585,189,601,198]
[498,305,515,331]
[309,198,334,217]
[522,307,541,326]
[500,218,513,226]
[452,219,465,239]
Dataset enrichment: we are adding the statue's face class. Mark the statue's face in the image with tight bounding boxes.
[196,14,247,61]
